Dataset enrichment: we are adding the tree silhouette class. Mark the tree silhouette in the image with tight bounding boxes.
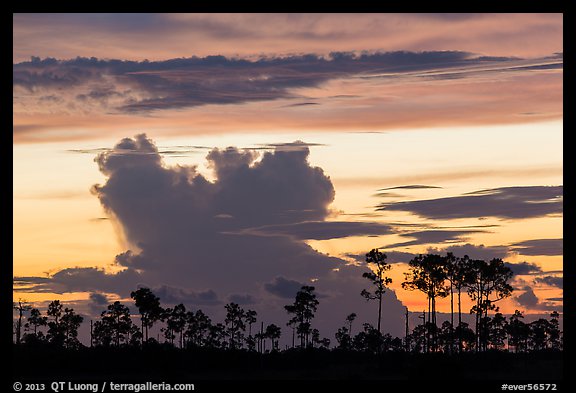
[465,258,513,351]
[285,285,319,348]
[224,302,246,350]
[529,318,550,351]
[206,322,227,349]
[548,311,562,350]
[361,249,392,334]
[254,330,266,353]
[453,255,470,352]
[443,252,458,353]
[352,323,383,354]
[346,312,357,337]
[245,309,258,351]
[99,301,134,347]
[402,254,448,351]
[265,323,282,351]
[311,328,330,349]
[24,308,47,343]
[184,309,211,348]
[507,310,528,353]
[131,287,163,345]
[335,326,351,350]
[454,322,476,352]
[93,320,113,347]
[13,299,31,345]
[46,301,83,349]
[488,313,508,350]
[46,300,65,346]
[163,304,187,348]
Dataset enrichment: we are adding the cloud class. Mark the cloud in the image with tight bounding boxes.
[515,287,539,308]
[426,243,509,261]
[372,192,405,198]
[13,52,559,115]
[378,185,442,191]
[239,221,395,240]
[88,292,112,315]
[13,14,562,64]
[228,293,257,305]
[514,286,559,311]
[534,276,563,289]
[264,277,305,299]
[16,134,408,337]
[383,229,487,248]
[254,141,327,151]
[14,267,142,294]
[153,285,222,306]
[504,262,542,276]
[377,186,563,220]
[545,297,563,302]
[510,238,563,256]
[89,292,109,306]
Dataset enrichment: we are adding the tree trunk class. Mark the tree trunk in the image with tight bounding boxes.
[377,292,383,334]
[431,295,436,351]
[450,284,454,354]
[16,310,22,345]
[457,288,462,353]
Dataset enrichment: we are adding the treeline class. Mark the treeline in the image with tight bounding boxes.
[13,251,562,354]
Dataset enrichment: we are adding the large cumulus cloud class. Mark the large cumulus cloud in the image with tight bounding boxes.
[15,134,407,337]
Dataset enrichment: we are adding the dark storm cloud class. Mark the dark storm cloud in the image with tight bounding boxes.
[377,186,563,220]
[510,238,563,256]
[534,276,563,289]
[17,134,408,337]
[13,51,549,113]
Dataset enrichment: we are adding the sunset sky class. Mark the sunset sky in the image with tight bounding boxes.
[13,13,563,339]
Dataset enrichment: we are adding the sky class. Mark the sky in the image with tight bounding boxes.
[13,13,563,341]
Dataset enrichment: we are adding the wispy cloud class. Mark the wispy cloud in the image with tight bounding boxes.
[534,276,563,289]
[13,14,562,62]
[14,52,561,115]
[383,229,488,248]
[510,238,563,256]
[377,186,563,220]
[379,185,442,191]
[237,221,395,240]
